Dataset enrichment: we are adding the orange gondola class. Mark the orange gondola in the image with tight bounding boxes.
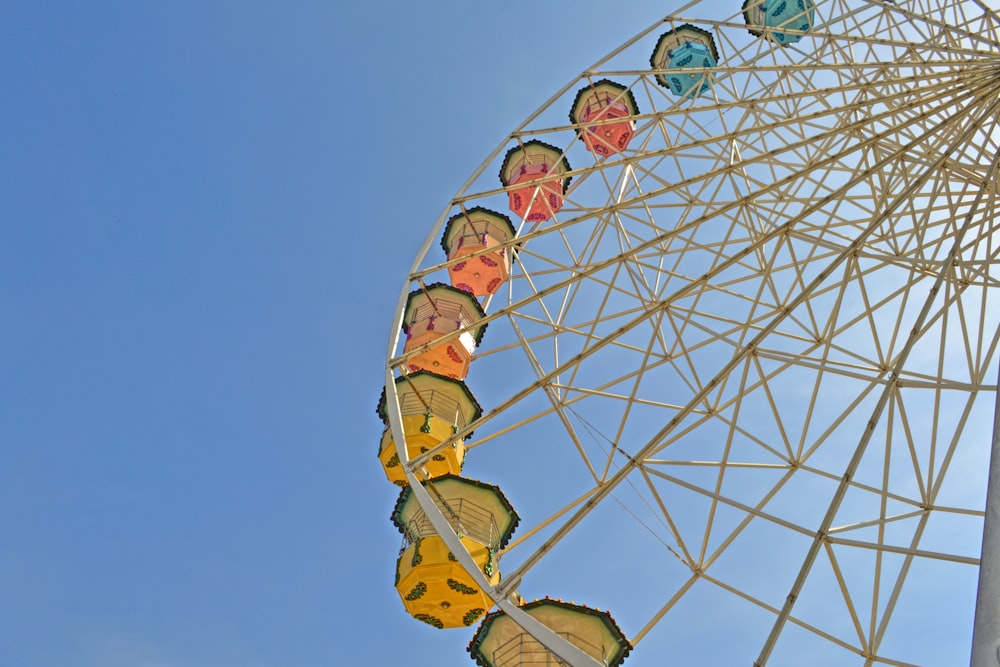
[401,283,487,380]
[440,207,517,296]
[499,140,571,223]
[570,80,639,157]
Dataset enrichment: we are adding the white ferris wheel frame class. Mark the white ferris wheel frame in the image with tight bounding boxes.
[384,1,1000,665]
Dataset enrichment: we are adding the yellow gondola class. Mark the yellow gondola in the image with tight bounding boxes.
[392,475,519,629]
[376,371,482,485]
[468,598,631,667]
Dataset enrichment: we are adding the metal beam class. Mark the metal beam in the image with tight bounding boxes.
[970,359,1000,667]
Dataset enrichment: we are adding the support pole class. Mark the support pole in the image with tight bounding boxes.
[971,360,1000,667]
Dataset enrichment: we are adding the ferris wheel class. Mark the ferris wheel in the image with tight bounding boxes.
[379,1,1000,665]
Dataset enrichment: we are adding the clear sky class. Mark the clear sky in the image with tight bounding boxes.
[0,2,664,666]
[3,2,994,667]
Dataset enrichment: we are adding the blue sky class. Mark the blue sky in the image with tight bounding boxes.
[3,2,996,666]
[0,2,662,666]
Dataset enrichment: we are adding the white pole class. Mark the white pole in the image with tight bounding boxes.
[971,360,1000,667]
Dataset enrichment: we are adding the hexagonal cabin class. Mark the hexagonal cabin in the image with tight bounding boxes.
[743,0,815,46]
[650,24,719,98]
[392,474,519,629]
[468,598,632,667]
[376,371,482,486]
[440,207,517,297]
[499,140,571,223]
[401,283,487,380]
[569,79,639,158]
